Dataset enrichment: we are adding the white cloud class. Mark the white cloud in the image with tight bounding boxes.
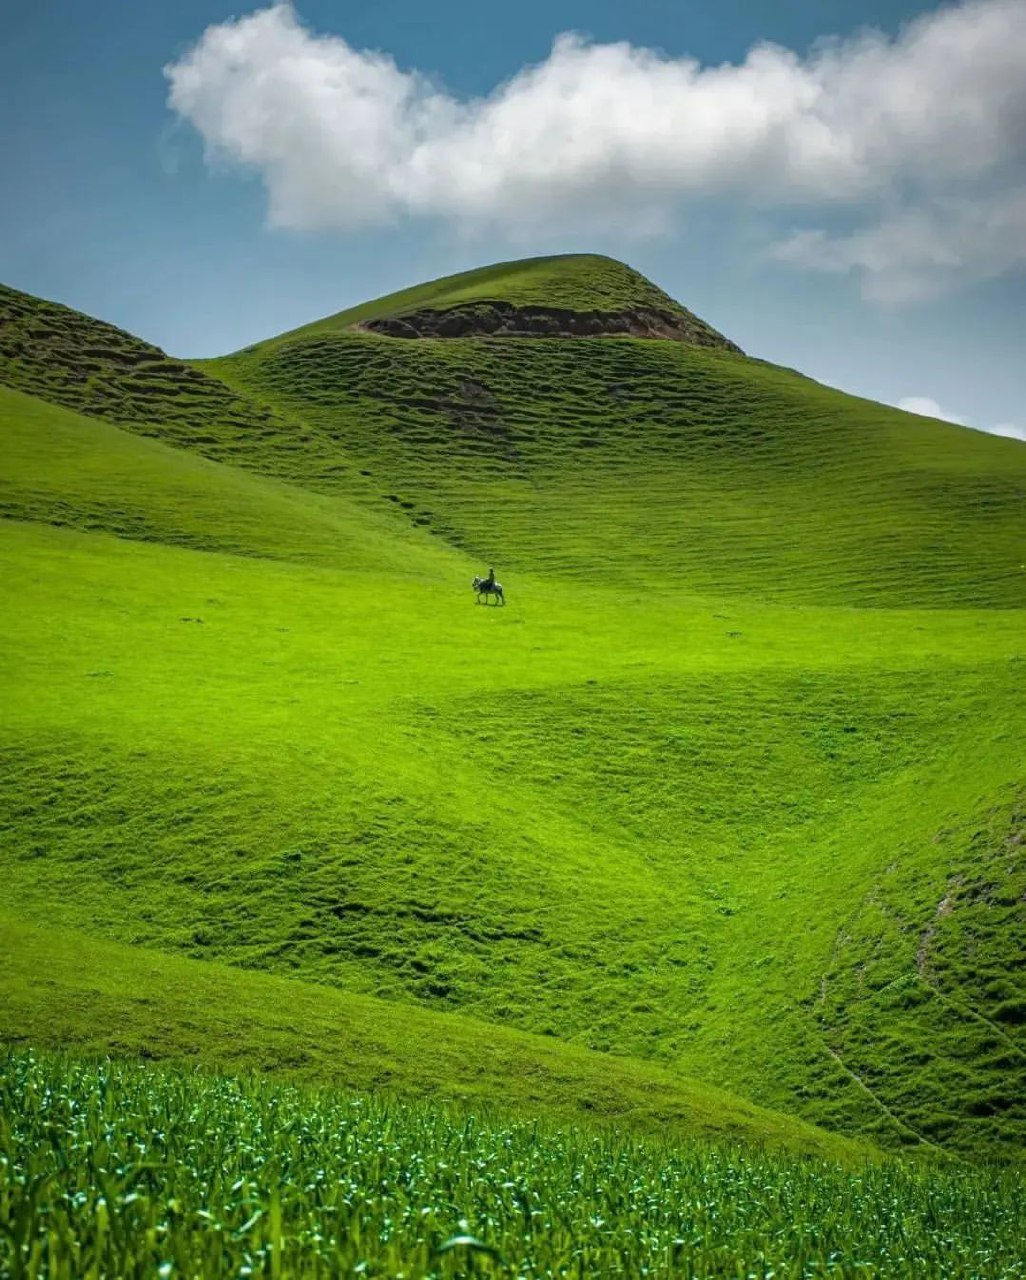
[897,396,1024,441]
[166,0,1026,295]
[773,187,1026,302]
[897,396,966,424]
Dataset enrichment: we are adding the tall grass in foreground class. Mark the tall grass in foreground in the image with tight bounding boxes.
[2,1052,1023,1278]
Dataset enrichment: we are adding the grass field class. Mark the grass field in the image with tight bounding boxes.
[1,253,1025,1270]
[5,1050,1026,1279]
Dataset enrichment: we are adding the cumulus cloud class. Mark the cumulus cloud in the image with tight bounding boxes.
[898,396,1024,440]
[897,396,966,424]
[166,0,1026,295]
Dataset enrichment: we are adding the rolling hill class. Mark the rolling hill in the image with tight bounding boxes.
[1,255,1025,1169]
[205,254,1026,608]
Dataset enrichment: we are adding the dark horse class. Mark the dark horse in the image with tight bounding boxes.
[472,575,505,605]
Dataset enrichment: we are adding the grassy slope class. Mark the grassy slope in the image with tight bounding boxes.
[1,259,1025,1163]
[0,376,859,1161]
[0,281,363,494]
[0,385,453,574]
[264,253,723,341]
[2,513,1023,1158]
[209,309,1026,610]
[0,917,862,1161]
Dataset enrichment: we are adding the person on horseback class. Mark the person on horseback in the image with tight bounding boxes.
[472,566,504,604]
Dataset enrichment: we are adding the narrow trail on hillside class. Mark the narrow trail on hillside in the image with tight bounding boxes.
[802,1020,944,1155]
[918,976,1026,1063]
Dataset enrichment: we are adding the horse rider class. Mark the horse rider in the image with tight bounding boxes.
[483,566,496,590]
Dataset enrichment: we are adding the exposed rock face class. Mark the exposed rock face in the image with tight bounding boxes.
[357,301,743,353]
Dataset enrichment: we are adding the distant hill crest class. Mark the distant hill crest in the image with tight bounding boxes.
[265,253,742,352]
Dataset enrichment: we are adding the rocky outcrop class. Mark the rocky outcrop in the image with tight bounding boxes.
[356,301,743,353]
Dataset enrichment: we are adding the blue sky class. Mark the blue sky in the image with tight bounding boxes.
[2,0,1023,436]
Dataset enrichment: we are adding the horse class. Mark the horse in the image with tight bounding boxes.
[472,575,505,605]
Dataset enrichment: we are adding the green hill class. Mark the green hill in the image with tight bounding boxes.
[0,915,863,1160]
[265,253,743,348]
[0,281,363,494]
[205,255,1026,607]
[0,384,451,573]
[1,256,1025,1169]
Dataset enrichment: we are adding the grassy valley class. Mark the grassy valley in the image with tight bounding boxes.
[1,253,1025,1272]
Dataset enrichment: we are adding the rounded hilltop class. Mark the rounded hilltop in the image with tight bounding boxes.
[266,253,743,353]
